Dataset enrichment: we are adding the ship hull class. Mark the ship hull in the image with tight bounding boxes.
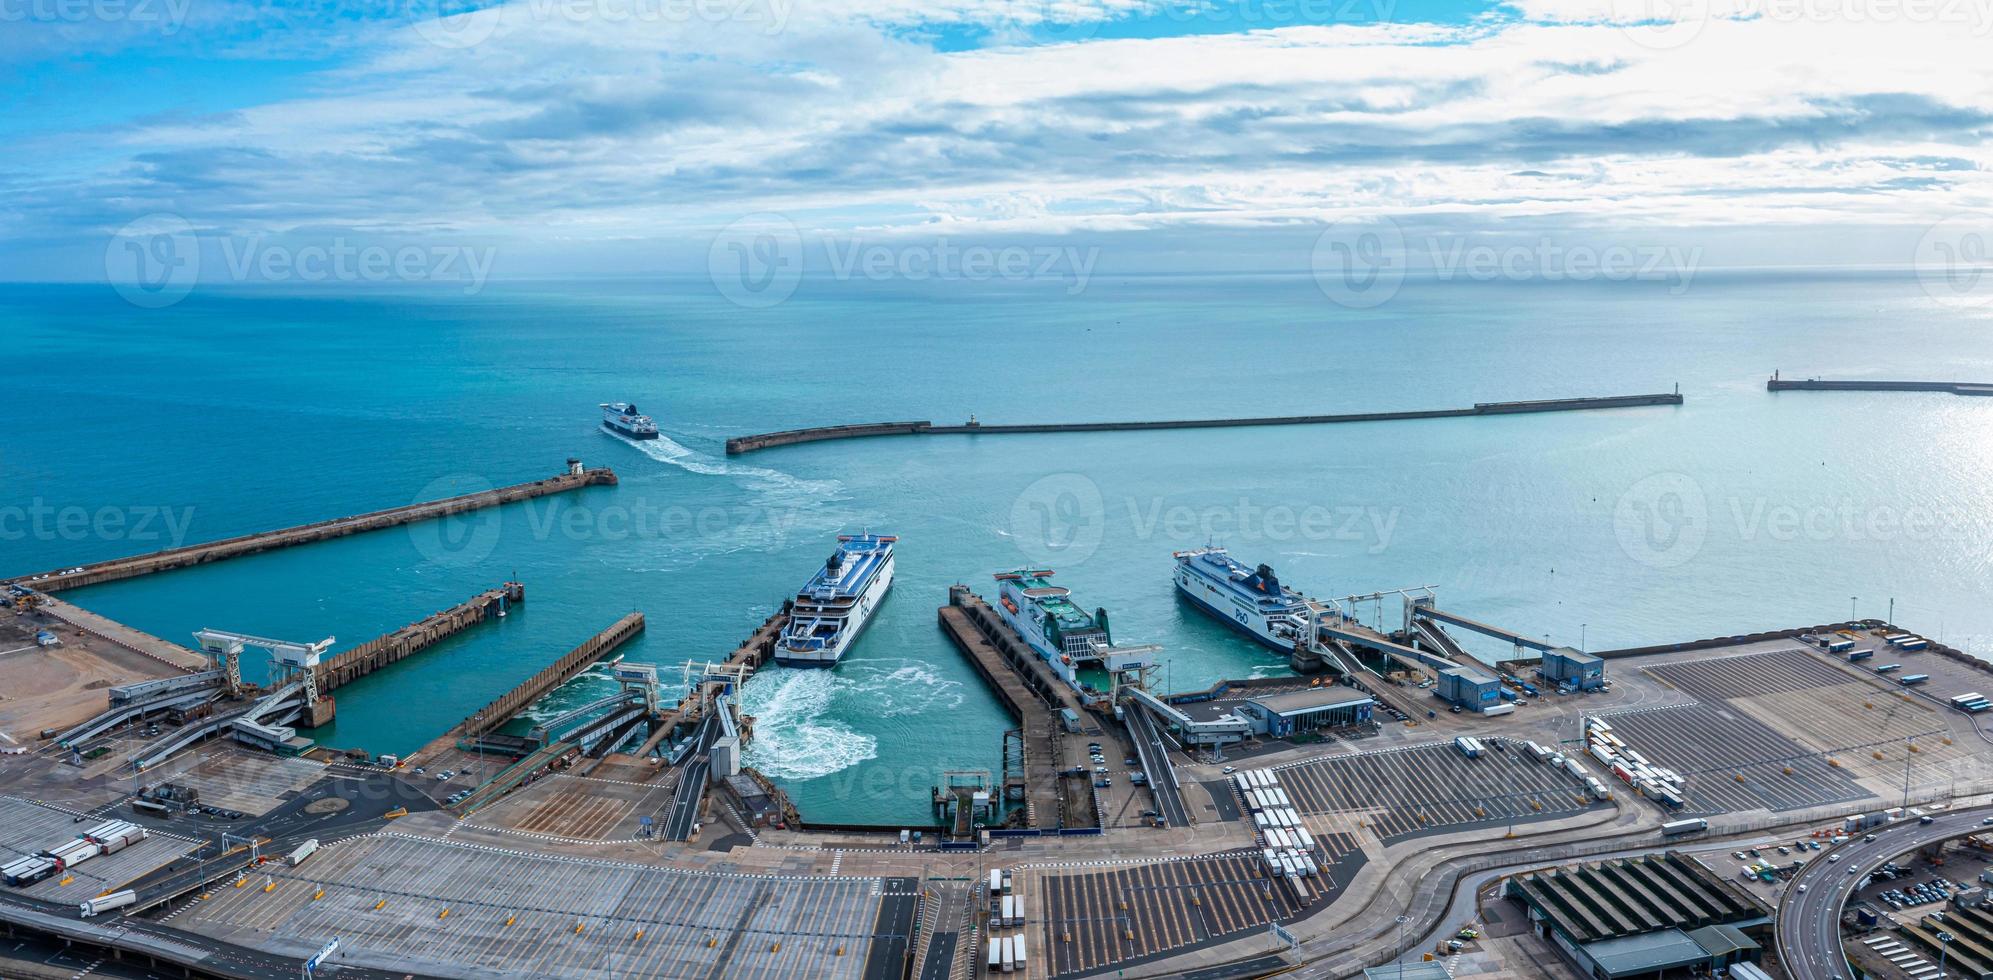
[774,553,893,668]
[1174,582,1294,653]
[602,420,659,440]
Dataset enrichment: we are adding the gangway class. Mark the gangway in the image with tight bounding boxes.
[109,670,226,705]
[57,688,218,749]
[1410,618,1477,667]
[132,681,304,771]
[1124,701,1191,828]
[1406,602,1550,655]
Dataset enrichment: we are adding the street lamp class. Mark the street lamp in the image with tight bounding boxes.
[1851,596,1858,622]
[1939,931,1954,979]
[1396,914,1411,978]
[1580,624,1588,655]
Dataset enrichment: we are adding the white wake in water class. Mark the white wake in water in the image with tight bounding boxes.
[604,429,844,504]
[736,658,967,780]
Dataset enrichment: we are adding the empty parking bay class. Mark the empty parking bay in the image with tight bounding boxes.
[1034,852,1304,978]
[1274,741,1603,842]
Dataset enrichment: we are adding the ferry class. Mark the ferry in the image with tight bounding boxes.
[776,534,896,668]
[993,569,1155,699]
[1172,547,1309,652]
[600,402,659,439]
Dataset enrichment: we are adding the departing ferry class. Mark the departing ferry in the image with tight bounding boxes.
[600,402,659,440]
[993,569,1155,700]
[1172,547,1309,652]
[776,534,896,668]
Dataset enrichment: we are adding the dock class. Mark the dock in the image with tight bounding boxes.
[4,462,617,592]
[1767,376,1993,396]
[938,585,1096,831]
[33,595,209,672]
[724,392,1685,454]
[451,612,645,742]
[316,583,524,693]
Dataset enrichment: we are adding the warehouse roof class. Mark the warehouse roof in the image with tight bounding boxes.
[1247,688,1375,717]
[1507,852,1761,944]
[1583,929,1711,976]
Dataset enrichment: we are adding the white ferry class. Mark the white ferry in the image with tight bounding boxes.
[993,569,1154,698]
[1172,547,1309,652]
[776,534,896,668]
[600,402,659,439]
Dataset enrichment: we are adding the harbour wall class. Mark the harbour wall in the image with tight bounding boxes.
[316,583,524,693]
[450,611,645,740]
[1768,379,1993,395]
[5,464,618,593]
[723,392,1685,454]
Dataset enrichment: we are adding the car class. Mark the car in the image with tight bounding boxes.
[1747,848,1761,858]
[1849,866,1860,875]
[1221,766,1236,775]
[1921,815,1935,825]
[1094,778,1110,788]
[413,767,425,774]
[1864,834,1877,842]
[1450,705,1464,714]
[1777,846,1790,855]
[1125,757,1139,766]
[1829,853,1841,863]
[1797,884,1808,893]
[1094,765,1109,774]
[1733,851,1748,860]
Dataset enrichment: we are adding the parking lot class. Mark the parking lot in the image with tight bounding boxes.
[176,832,892,980]
[1607,647,1965,815]
[0,796,191,901]
[144,749,329,817]
[1272,740,1604,843]
[1028,851,1305,978]
[465,773,678,841]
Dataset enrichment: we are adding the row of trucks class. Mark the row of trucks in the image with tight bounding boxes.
[1582,717,1683,807]
[985,868,1028,974]
[1520,739,1614,801]
[1233,768,1316,901]
[1,820,146,888]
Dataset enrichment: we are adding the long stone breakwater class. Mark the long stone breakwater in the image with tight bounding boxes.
[723,392,1685,454]
[1767,378,1993,396]
[4,464,617,592]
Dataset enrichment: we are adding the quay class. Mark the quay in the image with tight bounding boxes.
[1767,374,1993,396]
[938,585,1099,832]
[4,460,617,592]
[448,612,645,743]
[723,391,1685,454]
[316,583,524,694]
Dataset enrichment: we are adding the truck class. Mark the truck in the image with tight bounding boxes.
[1845,647,1871,661]
[287,839,320,867]
[1900,674,1930,685]
[988,936,1002,974]
[1874,663,1902,674]
[79,890,137,917]
[1661,817,1709,836]
[1454,737,1483,759]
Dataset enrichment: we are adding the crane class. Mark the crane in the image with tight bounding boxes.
[191,628,334,705]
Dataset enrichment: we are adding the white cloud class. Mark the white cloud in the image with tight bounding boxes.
[12,0,1993,276]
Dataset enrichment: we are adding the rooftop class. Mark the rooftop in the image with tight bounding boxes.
[1248,687,1376,717]
[1508,852,1763,945]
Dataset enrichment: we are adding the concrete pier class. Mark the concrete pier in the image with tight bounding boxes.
[34,595,209,673]
[723,392,1685,454]
[4,463,617,592]
[451,612,645,741]
[939,585,1097,831]
[316,583,524,694]
[1768,377,1993,396]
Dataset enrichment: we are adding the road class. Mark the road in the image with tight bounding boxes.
[664,715,718,841]
[1779,804,1993,980]
[1126,704,1191,828]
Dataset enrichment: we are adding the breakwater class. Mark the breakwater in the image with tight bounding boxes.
[723,392,1684,454]
[4,462,618,592]
[1767,377,1993,396]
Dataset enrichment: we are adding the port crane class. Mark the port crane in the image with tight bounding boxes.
[191,628,334,706]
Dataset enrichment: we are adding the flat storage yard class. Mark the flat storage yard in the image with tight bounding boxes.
[146,750,329,816]
[1601,647,1969,815]
[1030,852,1307,978]
[1273,740,1603,842]
[0,796,190,901]
[176,832,890,980]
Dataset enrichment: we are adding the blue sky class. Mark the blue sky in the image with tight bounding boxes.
[4,0,1992,282]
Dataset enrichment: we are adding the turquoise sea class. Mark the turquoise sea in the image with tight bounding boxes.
[5,273,1992,824]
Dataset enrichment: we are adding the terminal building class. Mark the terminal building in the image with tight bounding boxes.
[1542,647,1606,691]
[1504,852,1769,980]
[1232,688,1375,738]
[1436,667,1505,714]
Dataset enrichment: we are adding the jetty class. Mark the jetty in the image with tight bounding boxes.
[723,391,1685,454]
[4,460,616,592]
[1767,374,1993,396]
[316,583,524,694]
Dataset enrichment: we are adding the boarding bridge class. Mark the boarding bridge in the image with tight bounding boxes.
[109,670,226,705]
[58,688,218,749]
[1125,687,1252,744]
[132,682,305,771]
[1406,600,1550,656]
[1315,620,1456,674]
[528,692,638,745]
[1409,617,1475,666]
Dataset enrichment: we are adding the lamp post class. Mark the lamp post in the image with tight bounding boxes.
[1396,914,1411,978]
[1939,931,1954,979]
[1580,624,1588,655]
[1851,596,1858,622]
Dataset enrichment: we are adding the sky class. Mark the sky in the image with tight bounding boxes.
[4,0,1993,284]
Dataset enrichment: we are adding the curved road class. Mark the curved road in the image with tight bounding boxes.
[1780,804,1993,980]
